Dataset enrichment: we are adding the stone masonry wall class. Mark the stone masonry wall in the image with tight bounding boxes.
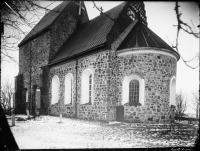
[19,31,51,91]
[19,31,51,114]
[116,52,177,123]
[18,1,89,114]
[49,61,76,117]
[19,1,89,86]
[49,50,116,121]
[48,49,177,123]
[76,50,115,121]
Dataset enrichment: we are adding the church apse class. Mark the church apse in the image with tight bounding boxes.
[116,51,177,123]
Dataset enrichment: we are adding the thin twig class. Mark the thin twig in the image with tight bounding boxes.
[92,1,115,21]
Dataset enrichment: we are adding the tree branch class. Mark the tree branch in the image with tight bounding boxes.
[1,0,59,63]
[173,2,199,69]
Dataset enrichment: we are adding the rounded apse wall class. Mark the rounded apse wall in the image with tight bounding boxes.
[116,48,177,123]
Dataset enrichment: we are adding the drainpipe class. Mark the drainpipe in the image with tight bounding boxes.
[115,50,118,120]
[29,42,32,115]
[75,57,78,118]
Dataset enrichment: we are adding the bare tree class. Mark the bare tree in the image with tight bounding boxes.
[172,2,199,69]
[190,90,199,120]
[1,79,14,115]
[1,0,58,63]
[175,92,187,119]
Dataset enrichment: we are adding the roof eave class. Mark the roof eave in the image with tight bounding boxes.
[49,43,106,66]
[117,47,180,61]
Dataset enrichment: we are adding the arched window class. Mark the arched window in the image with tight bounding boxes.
[129,80,139,104]
[170,76,176,106]
[51,75,60,105]
[122,74,144,106]
[81,69,93,105]
[65,73,73,105]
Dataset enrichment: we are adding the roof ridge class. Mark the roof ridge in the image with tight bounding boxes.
[18,1,70,46]
[77,2,126,51]
[141,22,175,51]
[140,27,148,47]
[30,2,65,31]
[88,1,126,22]
[141,22,159,47]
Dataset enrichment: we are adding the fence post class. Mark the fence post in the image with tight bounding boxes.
[59,104,62,123]
[60,113,62,123]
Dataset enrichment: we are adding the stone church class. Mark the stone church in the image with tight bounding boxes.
[16,1,180,123]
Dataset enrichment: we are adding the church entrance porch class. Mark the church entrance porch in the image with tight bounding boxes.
[116,105,124,122]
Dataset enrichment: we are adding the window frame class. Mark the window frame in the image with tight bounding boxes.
[64,73,73,105]
[81,68,94,105]
[51,75,60,105]
[129,79,140,105]
[169,76,176,106]
[122,74,145,106]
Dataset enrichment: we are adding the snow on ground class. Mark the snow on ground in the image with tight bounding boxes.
[6,115,197,149]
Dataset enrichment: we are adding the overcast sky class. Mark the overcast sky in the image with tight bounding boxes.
[2,1,199,114]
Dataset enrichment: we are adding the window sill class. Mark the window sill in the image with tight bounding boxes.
[81,102,92,105]
[64,103,72,106]
[51,103,58,106]
[124,102,142,107]
[170,105,176,108]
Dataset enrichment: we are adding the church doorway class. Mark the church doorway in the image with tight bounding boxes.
[116,106,124,122]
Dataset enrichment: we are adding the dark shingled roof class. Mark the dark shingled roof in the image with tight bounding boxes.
[50,2,126,64]
[117,21,177,53]
[18,1,70,46]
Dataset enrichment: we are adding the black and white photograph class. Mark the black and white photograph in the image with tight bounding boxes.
[1,1,199,149]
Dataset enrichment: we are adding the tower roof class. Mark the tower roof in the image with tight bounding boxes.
[18,1,76,47]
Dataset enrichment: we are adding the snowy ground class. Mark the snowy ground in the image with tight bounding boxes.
[6,115,198,149]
